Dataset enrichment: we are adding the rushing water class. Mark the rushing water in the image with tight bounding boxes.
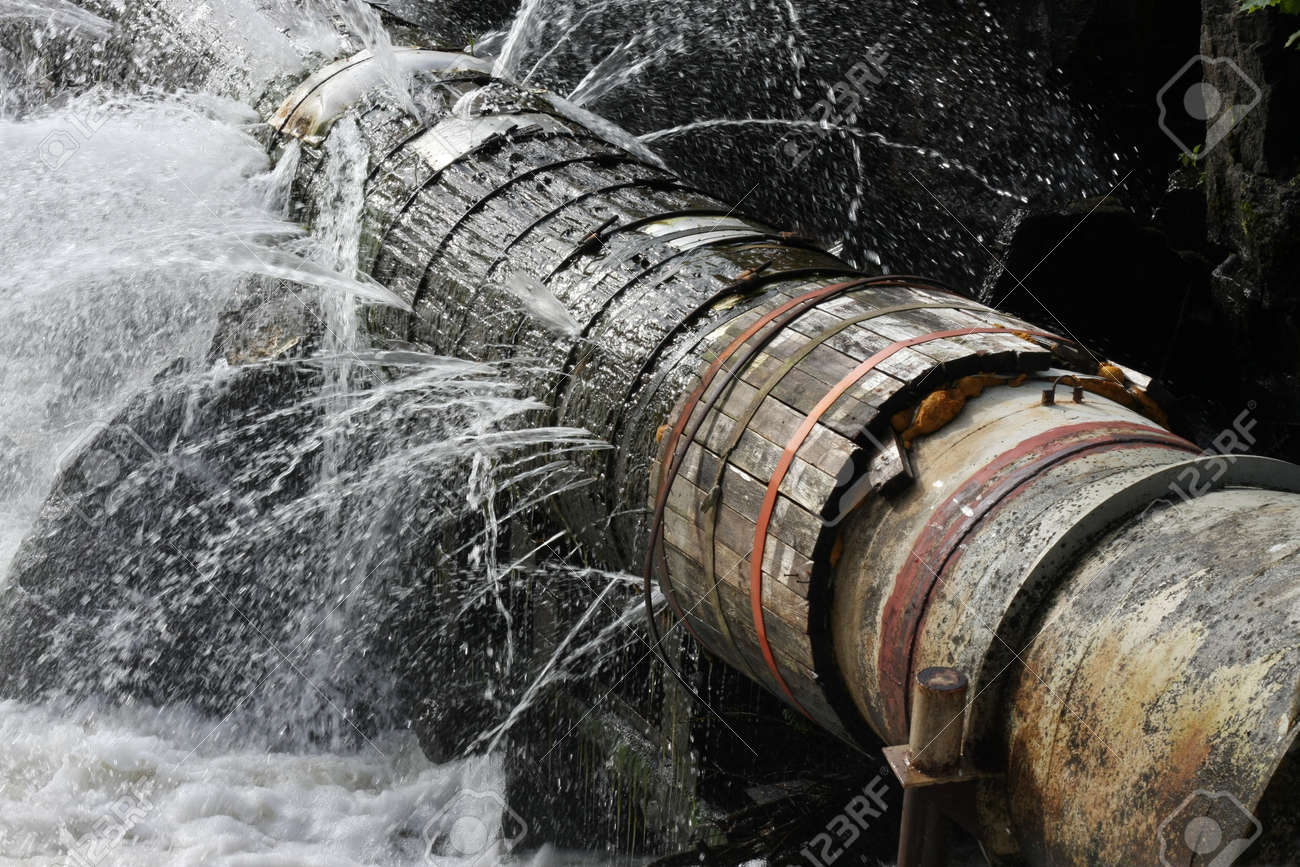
[0,4,628,863]
[490,0,1127,280]
[0,80,633,862]
[0,0,1136,863]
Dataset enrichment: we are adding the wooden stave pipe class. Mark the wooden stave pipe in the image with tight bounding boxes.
[271,49,1300,865]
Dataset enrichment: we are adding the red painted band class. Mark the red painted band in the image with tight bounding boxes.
[650,276,950,646]
[649,278,873,635]
[647,275,955,664]
[750,326,1067,718]
[875,421,1200,740]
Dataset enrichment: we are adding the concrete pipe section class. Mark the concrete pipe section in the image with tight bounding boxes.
[272,48,1300,864]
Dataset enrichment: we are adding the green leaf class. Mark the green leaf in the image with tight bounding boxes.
[1242,0,1300,13]
[1238,0,1300,47]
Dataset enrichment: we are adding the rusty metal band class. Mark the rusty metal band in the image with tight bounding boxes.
[600,222,820,264]
[607,270,895,531]
[570,224,835,343]
[556,230,771,319]
[542,211,784,287]
[300,99,391,180]
[705,301,996,499]
[535,215,624,284]
[481,177,688,280]
[697,301,993,680]
[503,240,794,373]
[304,77,493,185]
[612,271,956,447]
[274,51,377,134]
[430,153,644,258]
[875,420,1201,739]
[625,274,954,498]
[361,77,490,183]
[449,179,689,355]
[750,326,1066,718]
[554,206,777,269]
[642,277,879,656]
[959,452,1300,748]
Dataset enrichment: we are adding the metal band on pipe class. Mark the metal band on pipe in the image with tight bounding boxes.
[697,302,991,677]
[750,326,1065,717]
[645,278,878,660]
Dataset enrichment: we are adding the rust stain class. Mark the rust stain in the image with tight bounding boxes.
[828,532,844,569]
[1050,373,1170,428]
[1098,361,1127,385]
[893,373,1028,448]
[1007,563,1295,864]
[879,421,1197,741]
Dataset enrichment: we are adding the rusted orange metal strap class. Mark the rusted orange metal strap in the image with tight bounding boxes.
[645,278,873,641]
[644,276,949,653]
[698,300,992,682]
[750,327,1066,718]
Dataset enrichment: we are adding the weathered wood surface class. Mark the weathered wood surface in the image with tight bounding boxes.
[282,70,1062,738]
[649,287,1055,736]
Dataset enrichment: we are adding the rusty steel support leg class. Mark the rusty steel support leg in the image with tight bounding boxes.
[897,789,949,867]
[887,667,988,867]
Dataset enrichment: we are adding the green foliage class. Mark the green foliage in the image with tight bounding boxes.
[1239,0,1300,48]
[1240,0,1300,12]
[1179,144,1204,169]
[1177,146,1209,185]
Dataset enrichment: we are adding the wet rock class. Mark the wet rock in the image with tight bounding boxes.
[1202,0,1300,296]
[1006,0,1201,172]
[979,200,1207,365]
[0,287,328,711]
[1154,168,1209,251]
[975,194,1248,442]
[368,0,517,46]
[1201,0,1300,456]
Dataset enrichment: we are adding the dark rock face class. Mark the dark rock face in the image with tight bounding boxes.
[0,282,516,750]
[979,200,1220,390]
[976,1,1300,459]
[369,0,518,44]
[1202,0,1300,430]
[1005,0,1203,197]
[0,288,326,710]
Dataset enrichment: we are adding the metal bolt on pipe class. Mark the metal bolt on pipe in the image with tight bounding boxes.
[265,47,1300,865]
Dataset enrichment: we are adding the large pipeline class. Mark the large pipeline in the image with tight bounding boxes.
[265,49,1300,863]
[261,48,1300,862]
[5,24,1294,860]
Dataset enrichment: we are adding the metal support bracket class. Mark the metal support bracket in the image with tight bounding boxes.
[884,667,1001,867]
